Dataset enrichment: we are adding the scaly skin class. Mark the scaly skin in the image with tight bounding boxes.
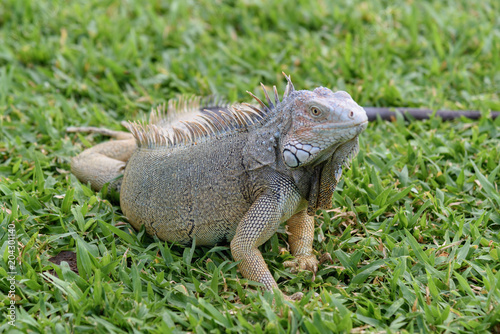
[284,210,318,273]
[69,75,368,299]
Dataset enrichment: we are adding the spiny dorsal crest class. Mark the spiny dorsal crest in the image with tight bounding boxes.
[126,73,295,148]
[149,95,229,126]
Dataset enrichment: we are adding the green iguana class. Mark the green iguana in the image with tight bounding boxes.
[68,74,368,300]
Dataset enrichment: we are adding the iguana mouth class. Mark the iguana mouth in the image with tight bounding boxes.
[315,119,368,130]
[306,135,360,215]
[308,121,367,167]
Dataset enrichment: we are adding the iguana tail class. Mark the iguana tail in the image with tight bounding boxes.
[67,127,136,193]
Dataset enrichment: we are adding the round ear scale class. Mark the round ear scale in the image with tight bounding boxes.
[283,149,300,168]
[282,142,321,168]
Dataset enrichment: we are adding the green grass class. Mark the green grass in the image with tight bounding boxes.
[1,0,499,332]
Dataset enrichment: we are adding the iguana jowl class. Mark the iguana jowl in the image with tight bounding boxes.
[69,74,368,298]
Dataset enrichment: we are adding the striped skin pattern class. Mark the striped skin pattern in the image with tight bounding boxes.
[69,74,368,299]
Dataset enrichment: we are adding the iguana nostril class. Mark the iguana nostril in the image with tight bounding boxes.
[349,111,354,118]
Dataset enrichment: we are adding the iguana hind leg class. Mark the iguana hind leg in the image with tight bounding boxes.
[68,127,136,192]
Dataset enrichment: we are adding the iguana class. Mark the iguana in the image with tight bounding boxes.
[68,74,368,300]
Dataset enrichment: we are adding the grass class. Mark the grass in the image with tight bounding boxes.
[1,0,499,332]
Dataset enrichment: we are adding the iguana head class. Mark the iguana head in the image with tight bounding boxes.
[280,85,368,169]
[244,74,367,174]
[261,74,368,215]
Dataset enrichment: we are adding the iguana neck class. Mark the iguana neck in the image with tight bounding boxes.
[306,136,359,215]
[242,101,293,171]
[244,100,360,216]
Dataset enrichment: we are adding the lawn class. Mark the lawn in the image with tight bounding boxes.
[1,0,499,333]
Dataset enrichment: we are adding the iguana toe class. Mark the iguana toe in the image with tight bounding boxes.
[284,254,319,276]
[284,252,333,282]
[288,292,304,301]
[318,252,334,265]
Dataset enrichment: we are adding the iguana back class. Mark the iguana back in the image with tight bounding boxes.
[121,132,252,245]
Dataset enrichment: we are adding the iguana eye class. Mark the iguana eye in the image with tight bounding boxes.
[310,107,322,117]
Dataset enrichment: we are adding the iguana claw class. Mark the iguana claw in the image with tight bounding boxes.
[287,292,304,301]
[318,252,333,266]
[284,252,333,281]
[283,254,319,278]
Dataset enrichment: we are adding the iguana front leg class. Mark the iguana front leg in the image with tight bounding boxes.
[284,210,332,278]
[230,178,302,296]
[283,210,318,271]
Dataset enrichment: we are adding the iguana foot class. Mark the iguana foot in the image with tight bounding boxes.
[284,252,333,281]
[285,292,304,301]
[283,254,319,275]
[283,291,322,301]
[318,252,333,265]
